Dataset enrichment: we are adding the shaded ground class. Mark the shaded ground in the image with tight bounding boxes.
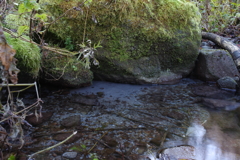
[9,78,240,160]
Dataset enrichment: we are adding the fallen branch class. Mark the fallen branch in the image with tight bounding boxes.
[28,131,77,160]
[88,132,108,153]
[202,32,240,69]
[0,99,42,123]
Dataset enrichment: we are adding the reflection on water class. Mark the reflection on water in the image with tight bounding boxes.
[187,123,239,160]
[148,116,240,160]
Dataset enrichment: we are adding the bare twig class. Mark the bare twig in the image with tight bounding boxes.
[28,131,77,159]
[0,99,42,123]
[88,131,108,153]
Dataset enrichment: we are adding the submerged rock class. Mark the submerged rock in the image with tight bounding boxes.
[200,98,240,110]
[190,84,235,99]
[25,112,53,126]
[102,135,118,147]
[70,94,99,106]
[60,115,81,128]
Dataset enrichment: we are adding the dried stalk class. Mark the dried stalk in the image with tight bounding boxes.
[28,131,77,159]
[88,131,108,153]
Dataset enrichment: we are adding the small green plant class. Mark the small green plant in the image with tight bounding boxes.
[65,36,75,51]
[72,64,78,71]
[89,153,99,160]
[71,144,99,160]
[15,0,48,37]
[7,154,16,160]
[71,144,87,152]
[77,39,101,69]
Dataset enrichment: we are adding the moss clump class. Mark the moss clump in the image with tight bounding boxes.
[5,32,41,77]
[4,14,30,31]
[42,52,93,87]
[41,0,201,61]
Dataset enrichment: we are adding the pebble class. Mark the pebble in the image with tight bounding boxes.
[53,156,62,160]
[60,115,81,128]
[62,152,78,159]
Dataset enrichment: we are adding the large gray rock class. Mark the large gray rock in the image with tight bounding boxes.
[195,49,240,81]
[42,0,202,84]
[93,54,185,84]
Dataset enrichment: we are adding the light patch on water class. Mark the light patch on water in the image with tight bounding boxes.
[186,123,206,145]
[145,123,240,160]
[187,123,239,160]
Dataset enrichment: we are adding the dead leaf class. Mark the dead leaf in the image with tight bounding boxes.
[0,26,19,84]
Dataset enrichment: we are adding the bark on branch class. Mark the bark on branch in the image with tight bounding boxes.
[202,32,240,69]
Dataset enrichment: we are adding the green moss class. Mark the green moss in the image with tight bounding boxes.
[5,32,41,77]
[41,0,201,43]
[41,0,201,63]
[42,53,93,86]
[4,14,30,31]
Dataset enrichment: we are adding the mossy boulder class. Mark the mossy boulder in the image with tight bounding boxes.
[41,0,201,84]
[5,32,41,81]
[41,51,93,88]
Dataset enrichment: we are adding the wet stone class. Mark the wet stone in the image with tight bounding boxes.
[17,152,28,160]
[190,84,235,99]
[102,135,118,147]
[70,94,99,106]
[201,98,240,110]
[53,156,62,160]
[234,107,240,126]
[160,145,195,160]
[62,152,78,159]
[25,112,53,126]
[97,92,104,97]
[217,76,238,90]
[149,135,164,146]
[60,115,81,128]
[101,148,115,158]
[136,147,146,154]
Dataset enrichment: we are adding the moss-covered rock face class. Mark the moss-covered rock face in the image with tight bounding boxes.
[5,32,41,78]
[41,51,93,88]
[41,0,201,84]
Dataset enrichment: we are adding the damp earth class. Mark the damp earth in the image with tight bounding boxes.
[17,78,240,160]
